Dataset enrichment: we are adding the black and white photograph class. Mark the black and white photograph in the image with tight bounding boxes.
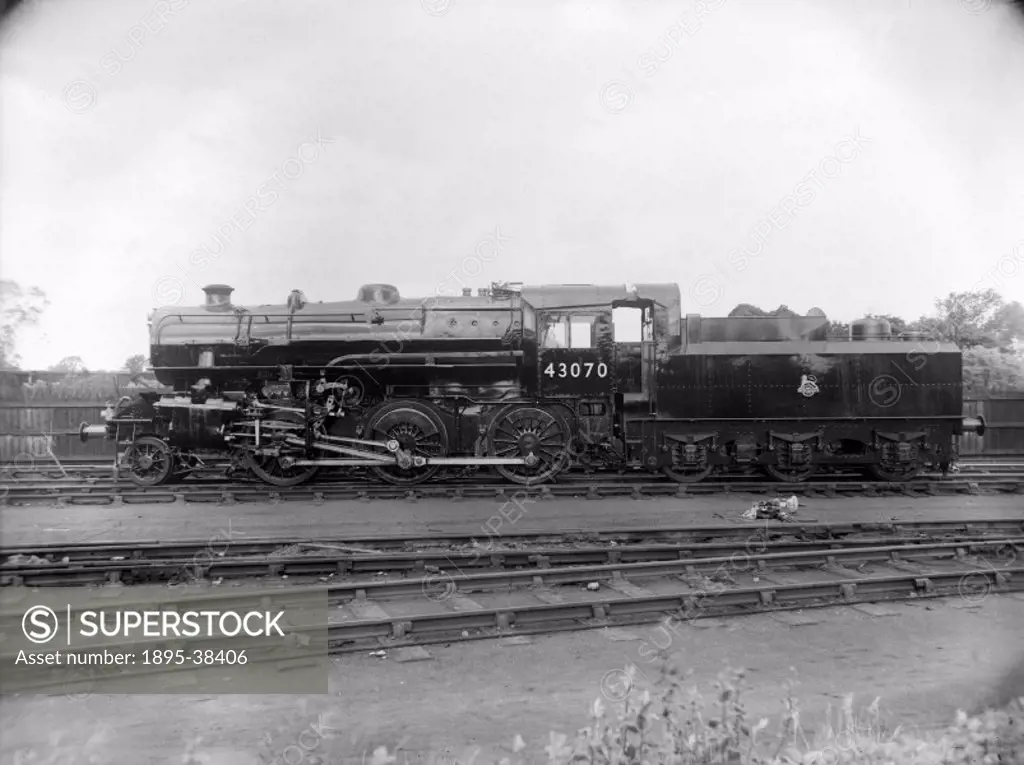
[1,0,1023,762]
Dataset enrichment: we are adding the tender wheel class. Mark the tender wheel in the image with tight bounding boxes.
[366,400,449,486]
[868,464,923,482]
[122,436,174,486]
[662,465,713,482]
[661,441,714,483]
[764,464,815,483]
[488,405,572,485]
[242,411,319,487]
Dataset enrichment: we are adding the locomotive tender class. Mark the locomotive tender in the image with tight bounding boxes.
[82,281,985,486]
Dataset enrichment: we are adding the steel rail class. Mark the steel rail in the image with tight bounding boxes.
[4,476,1024,506]
[245,538,1024,601]
[9,468,1023,494]
[4,458,1020,484]
[3,561,1019,693]
[4,534,1019,587]
[5,461,1021,486]
[1,541,1017,625]
[326,565,1023,652]
[4,519,1022,560]
[1,544,1016,619]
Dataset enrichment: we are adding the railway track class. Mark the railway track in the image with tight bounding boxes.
[6,517,1023,556]
[2,477,1022,505]
[2,534,1020,693]
[5,457,1022,482]
[3,459,1022,505]
[3,470,1024,505]
[4,519,1021,586]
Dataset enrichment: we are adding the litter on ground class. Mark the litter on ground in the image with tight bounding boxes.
[742,495,799,522]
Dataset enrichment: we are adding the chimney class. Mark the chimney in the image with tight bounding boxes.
[477,287,490,297]
[462,288,472,296]
[203,285,234,311]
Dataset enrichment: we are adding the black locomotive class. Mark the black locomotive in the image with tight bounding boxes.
[82,282,985,486]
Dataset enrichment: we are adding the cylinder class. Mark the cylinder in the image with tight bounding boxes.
[961,416,986,436]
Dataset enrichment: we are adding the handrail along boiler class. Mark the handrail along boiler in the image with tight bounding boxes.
[82,282,985,486]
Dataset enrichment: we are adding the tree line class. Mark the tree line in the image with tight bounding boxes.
[2,278,1022,393]
[1,279,149,376]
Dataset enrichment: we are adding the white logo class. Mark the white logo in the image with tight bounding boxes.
[797,374,820,397]
[22,605,59,644]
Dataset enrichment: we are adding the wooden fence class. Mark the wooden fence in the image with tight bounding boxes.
[1,371,1022,461]
[961,394,1024,456]
[0,370,170,461]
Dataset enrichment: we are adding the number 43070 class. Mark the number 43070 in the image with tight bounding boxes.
[543,362,608,379]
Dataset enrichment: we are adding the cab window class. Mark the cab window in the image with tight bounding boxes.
[570,318,594,349]
[613,306,654,342]
[541,316,568,348]
[542,314,598,348]
[613,307,642,342]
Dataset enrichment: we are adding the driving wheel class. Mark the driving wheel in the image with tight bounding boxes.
[488,405,572,485]
[366,400,449,486]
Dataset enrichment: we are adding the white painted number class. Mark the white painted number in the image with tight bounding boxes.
[543,361,609,379]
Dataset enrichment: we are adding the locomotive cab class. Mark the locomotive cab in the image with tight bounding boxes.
[532,293,661,467]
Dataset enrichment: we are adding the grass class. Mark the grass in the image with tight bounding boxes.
[353,663,1022,765]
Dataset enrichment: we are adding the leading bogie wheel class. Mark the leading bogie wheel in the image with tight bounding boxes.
[123,435,175,486]
[488,405,572,485]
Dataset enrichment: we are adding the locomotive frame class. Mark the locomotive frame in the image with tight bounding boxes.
[82,282,985,487]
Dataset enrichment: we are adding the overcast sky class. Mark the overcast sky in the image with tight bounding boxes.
[2,0,1023,370]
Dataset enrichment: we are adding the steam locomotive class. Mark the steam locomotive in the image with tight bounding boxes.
[82,282,985,487]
